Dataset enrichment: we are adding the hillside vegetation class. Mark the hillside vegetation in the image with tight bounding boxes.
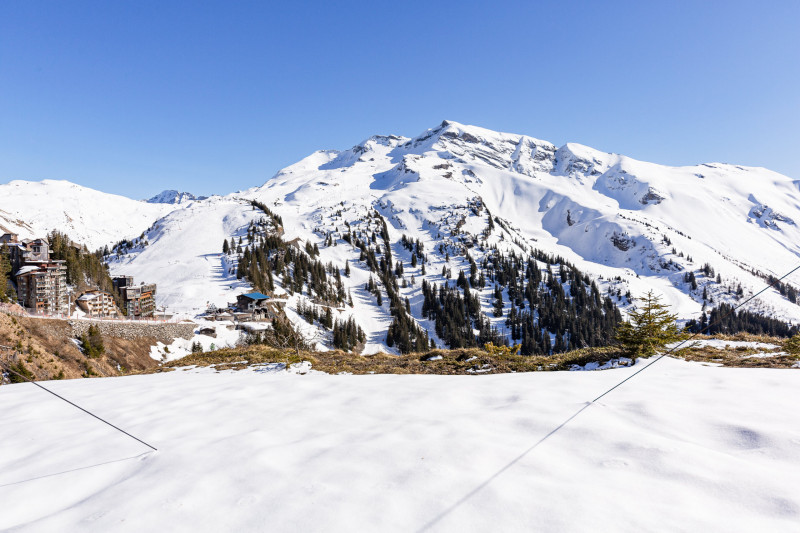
[48,231,122,304]
[0,312,159,383]
[160,332,799,376]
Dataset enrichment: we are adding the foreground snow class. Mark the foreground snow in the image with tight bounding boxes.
[1,358,799,532]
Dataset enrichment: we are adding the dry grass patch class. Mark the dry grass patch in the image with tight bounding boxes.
[163,334,800,375]
[1,313,161,382]
[675,335,799,368]
[163,345,626,375]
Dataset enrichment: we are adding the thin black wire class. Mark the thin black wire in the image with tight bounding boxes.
[418,262,800,531]
[0,353,157,452]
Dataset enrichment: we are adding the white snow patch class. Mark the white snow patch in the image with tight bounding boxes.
[669,339,780,350]
[571,357,633,371]
[149,320,243,362]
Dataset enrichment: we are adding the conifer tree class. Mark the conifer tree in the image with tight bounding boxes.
[0,244,12,302]
[80,325,106,358]
[615,290,685,357]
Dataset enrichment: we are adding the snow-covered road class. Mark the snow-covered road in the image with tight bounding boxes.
[1,358,798,531]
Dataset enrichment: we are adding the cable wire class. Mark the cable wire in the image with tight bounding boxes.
[417,263,800,529]
[593,262,800,403]
[0,349,157,452]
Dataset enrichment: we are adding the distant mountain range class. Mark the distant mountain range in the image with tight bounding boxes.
[146,190,207,204]
[2,120,799,353]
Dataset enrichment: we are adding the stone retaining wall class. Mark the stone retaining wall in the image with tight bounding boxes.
[70,320,196,344]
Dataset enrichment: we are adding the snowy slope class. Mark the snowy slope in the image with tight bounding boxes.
[1,358,799,531]
[105,197,262,314]
[0,179,177,250]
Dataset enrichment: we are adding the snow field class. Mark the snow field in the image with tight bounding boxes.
[1,358,799,532]
[107,197,262,314]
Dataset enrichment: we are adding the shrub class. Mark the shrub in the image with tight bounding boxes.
[8,361,35,383]
[783,334,800,357]
[80,325,105,359]
[483,342,521,357]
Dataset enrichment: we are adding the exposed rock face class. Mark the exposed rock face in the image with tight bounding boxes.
[610,232,636,251]
[749,204,795,230]
[146,190,206,204]
[640,187,666,205]
[0,313,165,381]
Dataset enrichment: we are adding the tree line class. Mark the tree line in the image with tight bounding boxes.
[686,302,798,337]
[423,249,622,355]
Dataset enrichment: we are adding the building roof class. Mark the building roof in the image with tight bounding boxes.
[77,294,99,301]
[241,292,270,300]
[77,291,110,301]
[15,265,41,276]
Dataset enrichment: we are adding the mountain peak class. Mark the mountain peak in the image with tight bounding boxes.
[351,134,408,155]
[146,190,206,204]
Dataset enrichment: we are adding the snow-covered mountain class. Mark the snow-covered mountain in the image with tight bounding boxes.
[231,120,800,349]
[0,180,178,250]
[4,122,800,353]
[146,190,206,204]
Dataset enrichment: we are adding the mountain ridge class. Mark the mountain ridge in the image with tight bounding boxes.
[146,190,207,204]
[2,121,799,353]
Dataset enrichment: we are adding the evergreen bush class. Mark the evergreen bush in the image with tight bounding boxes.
[614,291,686,357]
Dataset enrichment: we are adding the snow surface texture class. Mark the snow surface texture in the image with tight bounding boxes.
[1,358,799,531]
[4,121,800,352]
[667,339,780,350]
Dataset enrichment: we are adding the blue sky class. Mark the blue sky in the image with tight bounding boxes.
[1,1,798,199]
